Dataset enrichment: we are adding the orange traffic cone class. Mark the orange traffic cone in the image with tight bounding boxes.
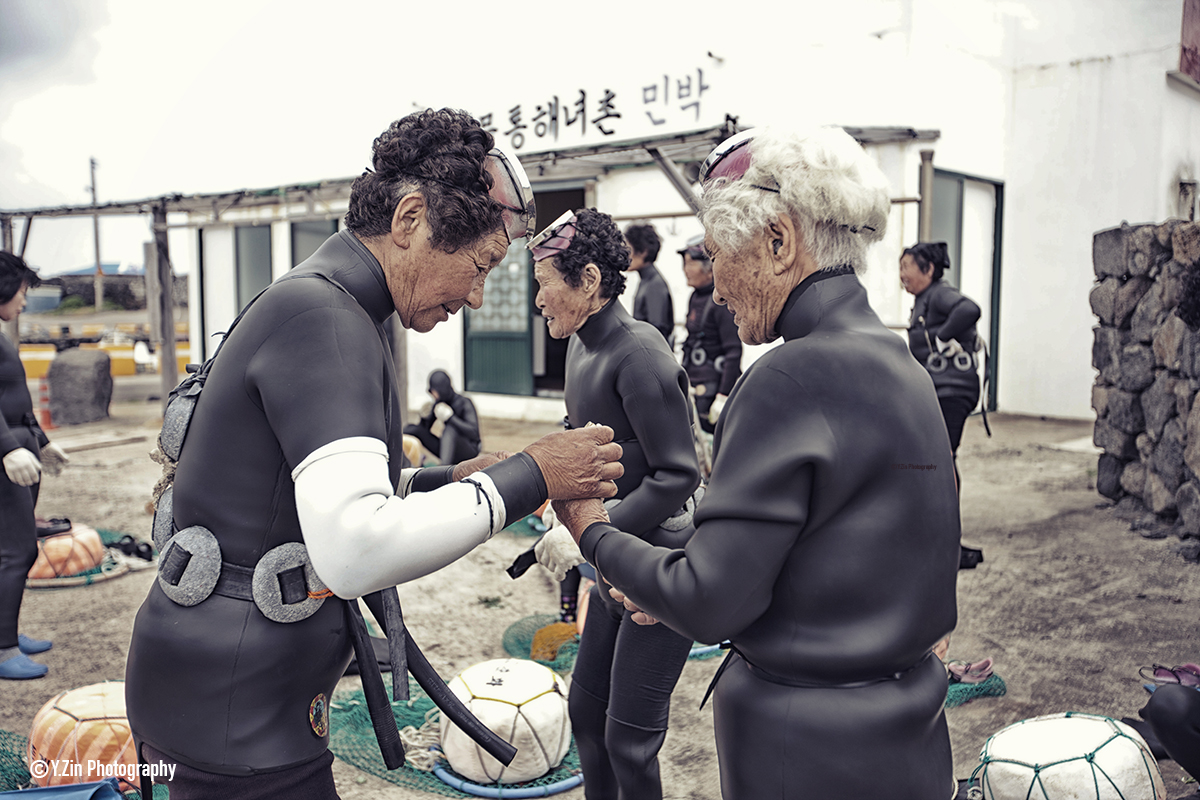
[36,377,55,430]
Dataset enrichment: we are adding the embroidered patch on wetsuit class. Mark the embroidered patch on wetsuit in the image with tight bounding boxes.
[309,693,329,737]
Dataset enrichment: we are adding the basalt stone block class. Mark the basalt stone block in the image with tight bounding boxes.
[1116,344,1155,392]
[1146,470,1179,515]
[1172,220,1200,267]
[1129,225,1163,276]
[1097,453,1125,500]
[1093,326,1121,379]
[1120,460,1146,497]
[1185,401,1200,476]
[1141,371,1178,439]
[46,348,112,425]
[1161,260,1189,310]
[1137,432,1154,460]
[1178,481,1200,536]
[1089,277,1120,326]
[1158,219,1182,248]
[1152,416,1188,492]
[1153,314,1188,370]
[1092,384,1111,417]
[1114,276,1152,329]
[1094,419,1138,460]
[1177,383,1196,417]
[1131,282,1165,343]
[1107,388,1145,433]
[1094,225,1129,278]
[1182,324,1200,378]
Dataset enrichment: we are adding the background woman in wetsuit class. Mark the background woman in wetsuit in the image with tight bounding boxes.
[404,369,481,464]
[0,251,69,680]
[530,208,700,800]
[899,241,982,484]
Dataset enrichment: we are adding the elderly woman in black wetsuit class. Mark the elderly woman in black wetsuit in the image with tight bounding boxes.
[528,208,700,800]
[0,252,69,681]
[899,241,982,482]
[554,128,962,800]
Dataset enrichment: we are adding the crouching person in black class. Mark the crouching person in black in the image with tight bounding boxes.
[404,369,481,464]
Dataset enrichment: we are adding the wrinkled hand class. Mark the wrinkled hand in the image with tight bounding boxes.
[609,586,660,626]
[936,337,964,356]
[534,525,585,582]
[40,442,70,477]
[452,451,514,482]
[553,498,610,543]
[3,448,41,487]
[708,394,728,426]
[434,403,454,423]
[522,426,623,500]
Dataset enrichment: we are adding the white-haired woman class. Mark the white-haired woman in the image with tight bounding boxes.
[554,127,962,799]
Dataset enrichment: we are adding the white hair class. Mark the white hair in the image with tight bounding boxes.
[700,126,891,274]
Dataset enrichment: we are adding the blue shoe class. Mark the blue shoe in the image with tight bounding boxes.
[0,653,48,679]
[18,634,52,655]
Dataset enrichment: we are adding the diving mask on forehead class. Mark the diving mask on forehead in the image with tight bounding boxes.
[699,129,780,194]
[485,146,537,242]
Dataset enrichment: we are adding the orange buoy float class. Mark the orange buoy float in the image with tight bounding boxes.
[27,681,138,791]
[27,525,105,581]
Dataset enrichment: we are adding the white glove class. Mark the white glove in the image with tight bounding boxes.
[534,525,585,582]
[707,394,728,426]
[3,448,42,487]
[540,502,557,530]
[40,442,70,477]
[434,403,454,423]
[935,337,964,356]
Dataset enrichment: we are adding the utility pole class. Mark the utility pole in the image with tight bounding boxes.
[90,157,104,311]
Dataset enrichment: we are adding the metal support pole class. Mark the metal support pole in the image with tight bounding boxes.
[646,147,704,217]
[1,217,16,345]
[154,204,178,410]
[918,149,935,242]
[17,216,31,258]
[90,158,104,311]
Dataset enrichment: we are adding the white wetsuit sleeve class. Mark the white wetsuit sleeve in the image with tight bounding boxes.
[292,437,507,599]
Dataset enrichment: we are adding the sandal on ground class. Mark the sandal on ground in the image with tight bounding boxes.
[17,634,51,655]
[35,517,72,536]
[0,653,48,680]
[947,658,994,684]
[1138,663,1200,687]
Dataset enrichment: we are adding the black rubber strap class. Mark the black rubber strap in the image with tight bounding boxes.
[381,588,409,703]
[346,599,405,769]
[507,547,538,579]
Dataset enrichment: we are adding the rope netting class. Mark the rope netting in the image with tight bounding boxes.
[946,673,1007,708]
[328,677,582,797]
[968,713,1162,800]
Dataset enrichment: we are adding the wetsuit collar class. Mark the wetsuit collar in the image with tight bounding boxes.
[774,265,858,341]
[575,296,629,349]
[316,230,396,326]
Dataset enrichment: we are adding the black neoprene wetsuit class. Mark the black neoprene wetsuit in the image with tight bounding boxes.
[126,231,547,783]
[681,282,741,433]
[0,332,47,650]
[564,297,700,800]
[631,263,674,347]
[580,270,960,800]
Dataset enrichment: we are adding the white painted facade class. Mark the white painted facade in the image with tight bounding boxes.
[184,0,1200,421]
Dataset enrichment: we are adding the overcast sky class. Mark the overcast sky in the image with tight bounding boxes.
[0,0,738,274]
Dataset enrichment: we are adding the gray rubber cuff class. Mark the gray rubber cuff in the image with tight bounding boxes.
[408,464,456,493]
[481,452,547,523]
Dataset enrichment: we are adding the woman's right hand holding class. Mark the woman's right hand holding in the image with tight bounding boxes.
[523,425,623,500]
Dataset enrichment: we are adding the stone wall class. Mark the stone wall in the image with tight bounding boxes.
[1091,219,1200,539]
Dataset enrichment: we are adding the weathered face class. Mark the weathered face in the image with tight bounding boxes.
[682,255,713,289]
[534,258,597,339]
[899,254,932,296]
[705,232,789,346]
[388,227,509,333]
[0,283,28,322]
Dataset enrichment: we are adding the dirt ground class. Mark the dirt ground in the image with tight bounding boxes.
[4,392,1200,799]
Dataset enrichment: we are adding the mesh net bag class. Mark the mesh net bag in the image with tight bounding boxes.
[947,674,1007,708]
[328,676,581,797]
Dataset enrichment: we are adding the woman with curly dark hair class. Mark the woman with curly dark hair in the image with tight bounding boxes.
[125,110,624,800]
[528,208,700,800]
